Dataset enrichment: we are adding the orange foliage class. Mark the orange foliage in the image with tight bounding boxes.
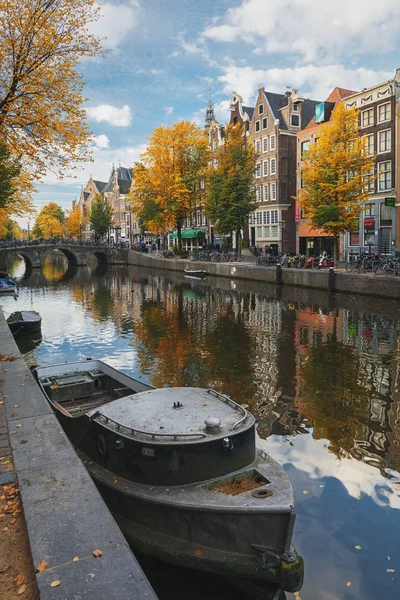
[0,0,104,182]
[66,205,83,238]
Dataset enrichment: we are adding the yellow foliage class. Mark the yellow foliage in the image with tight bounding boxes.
[297,103,376,239]
[130,121,209,244]
[66,206,82,238]
[35,214,64,238]
[0,0,104,182]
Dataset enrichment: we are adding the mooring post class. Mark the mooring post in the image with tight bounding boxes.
[276,263,282,286]
[328,267,335,292]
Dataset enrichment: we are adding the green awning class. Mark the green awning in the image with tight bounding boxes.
[171,229,205,239]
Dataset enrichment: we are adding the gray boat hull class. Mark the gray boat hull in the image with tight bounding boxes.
[84,452,303,592]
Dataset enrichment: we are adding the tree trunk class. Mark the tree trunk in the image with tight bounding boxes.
[177,220,182,254]
[334,236,339,262]
[236,229,241,256]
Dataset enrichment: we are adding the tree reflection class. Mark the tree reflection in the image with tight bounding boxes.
[298,327,382,458]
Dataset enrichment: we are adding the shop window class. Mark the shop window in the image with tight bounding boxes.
[380,202,393,226]
[349,231,360,246]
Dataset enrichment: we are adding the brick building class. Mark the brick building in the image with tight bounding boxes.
[248,88,319,253]
[296,87,357,256]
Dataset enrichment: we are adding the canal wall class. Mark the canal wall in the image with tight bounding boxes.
[127,251,400,299]
[0,310,157,600]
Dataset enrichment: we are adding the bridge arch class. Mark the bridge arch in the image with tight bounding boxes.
[91,250,109,264]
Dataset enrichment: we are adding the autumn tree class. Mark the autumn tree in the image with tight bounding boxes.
[206,123,258,253]
[297,103,376,258]
[0,0,103,185]
[89,193,113,238]
[33,202,65,238]
[66,205,83,238]
[130,121,209,253]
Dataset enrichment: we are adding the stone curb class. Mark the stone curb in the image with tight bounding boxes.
[0,310,158,600]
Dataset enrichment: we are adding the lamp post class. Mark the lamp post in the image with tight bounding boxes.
[79,223,82,241]
[279,220,286,254]
[27,222,30,241]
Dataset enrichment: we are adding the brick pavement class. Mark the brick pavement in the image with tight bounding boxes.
[0,383,14,485]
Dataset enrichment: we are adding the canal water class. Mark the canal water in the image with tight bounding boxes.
[2,255,400,600]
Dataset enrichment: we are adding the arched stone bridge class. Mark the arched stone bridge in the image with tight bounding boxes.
[0,243,129,270]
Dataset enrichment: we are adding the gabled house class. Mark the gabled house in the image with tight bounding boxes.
[296,87,357,256]
[248,88,320,253]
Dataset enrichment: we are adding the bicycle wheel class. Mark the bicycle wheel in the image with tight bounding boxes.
[345,262,354,273]
[384,265,396,277]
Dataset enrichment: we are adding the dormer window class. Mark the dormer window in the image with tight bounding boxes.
[291,114,300,127]
[259,104,264,115]
[293,103,298,112]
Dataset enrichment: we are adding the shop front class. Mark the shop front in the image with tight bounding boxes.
[298,223,334,257]
[171,229,206,250]
[344,198,396,257]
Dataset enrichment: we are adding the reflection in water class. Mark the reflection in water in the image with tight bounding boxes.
[2,257,400,600]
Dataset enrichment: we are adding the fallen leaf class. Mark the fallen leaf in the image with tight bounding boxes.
[302,490,309,495]
[16,424,22,428]
[194,549,202,556]
[0,514,5,520]
[3,395,8,398]
[35,560,48,573]
[1,460,9,465]
[387,569,395,573]
[20,440,28,444]
[346,582,352,587]
[11,413,17,417]
[34,434,41,438]
[10,431,16,435]
[0,566,10,574]
[17,584,27,595]
[92,549,103,557]
[241,403,249,409]
[159,426,164,429]
[10,518,16,525]
[13,404,19,408]
[14,574,25,587]
[50,580,61,587]
[355,545,362,550]
[0,401,4,405]
[113,478,118,484]
[72,556,79,562]
[388,556,391,560]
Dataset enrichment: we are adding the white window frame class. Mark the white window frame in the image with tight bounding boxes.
[293,103,298,112]
[361,108,374,128]
[378,102,391,123]
[262,117,268,130]
[256,186,262,202]
[262,137,268,153]
[264,184,269,202]
[255,163,261,178]
[378,129,391,154]
[255,139,261,152]
[263,160,268,177]
[363,134,374,156]
[270,157,276,175]
[378,160,392,191]
[271,182,276,201]
[255,120,260,132]
[270,134,276,150]
[259,104,264,115]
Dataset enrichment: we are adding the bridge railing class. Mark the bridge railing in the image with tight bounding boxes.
[0,238,123,249]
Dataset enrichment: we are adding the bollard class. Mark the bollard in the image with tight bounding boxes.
[328,266,335,292]
[276,263,282,286]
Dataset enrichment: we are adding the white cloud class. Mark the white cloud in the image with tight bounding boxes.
[136,68,164,75]
[86,104,132,127]
[42,143,147,188]
[216,64,394,104]
[163,106,174,115]
[203,0,400,62]
[90,1,140,49]
[93,134,110,149]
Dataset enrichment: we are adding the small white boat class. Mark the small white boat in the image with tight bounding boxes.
[184,269,207,278]
[34,360,303,593]
[0,278,17,293]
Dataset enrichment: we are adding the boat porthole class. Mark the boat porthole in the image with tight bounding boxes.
[251,488,273,499]
[97,434,108,456]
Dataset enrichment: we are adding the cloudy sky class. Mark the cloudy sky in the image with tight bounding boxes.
[29,0,400,225]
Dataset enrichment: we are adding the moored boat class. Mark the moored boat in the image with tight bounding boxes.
[184,269,207,278]
[0,278,17,293]
[7,310,42,334]
[34,360,303,593]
